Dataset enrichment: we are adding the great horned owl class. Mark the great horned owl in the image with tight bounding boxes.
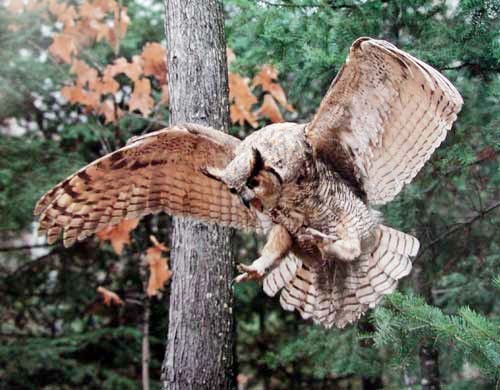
[34,38,462,328]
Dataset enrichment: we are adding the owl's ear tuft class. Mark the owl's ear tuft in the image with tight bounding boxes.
[250,148,264,178]
[200,166,225,183]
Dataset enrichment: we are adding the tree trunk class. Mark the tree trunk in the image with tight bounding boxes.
[161,1,234,389]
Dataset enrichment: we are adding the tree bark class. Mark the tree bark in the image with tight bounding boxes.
[161,1,234,389]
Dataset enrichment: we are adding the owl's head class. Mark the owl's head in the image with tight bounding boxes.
[203,147,282,211]
[202,123,310,211]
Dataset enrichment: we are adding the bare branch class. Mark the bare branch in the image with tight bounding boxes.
[415,201,500,262]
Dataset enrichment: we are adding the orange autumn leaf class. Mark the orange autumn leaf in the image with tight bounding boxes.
[104,56,143,82]
[252,65,295,112]
[90,76,120,95]
[229,73,257,109]
[5,0,24,13]
[107,7,130,50]
[49,34,78,63]
[96,219,139,255]
[141,42,167,84]
[160,84,169,105]
[79,0,106,20]
[70,59,98,87]
[228,72,258,128]
[255,94,283,123]
[98,98,121,124]
[97,286,124,306]
[129,78,154,116]
[226,47,236,66]
[61,85,100,109]
[230,104,258,128]
[146,235,172,297]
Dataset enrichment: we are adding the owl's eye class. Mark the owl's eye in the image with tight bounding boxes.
[229,188,238,194]
[247,178,259,189]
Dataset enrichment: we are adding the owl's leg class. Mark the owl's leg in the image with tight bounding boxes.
[302,227,361,262]
[235,224,292,283]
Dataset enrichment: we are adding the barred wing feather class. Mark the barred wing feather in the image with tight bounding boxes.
[306,37,463,204]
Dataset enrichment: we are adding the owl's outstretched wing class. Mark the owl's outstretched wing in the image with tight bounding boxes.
[306,37,463,204]
[35,124,267,247]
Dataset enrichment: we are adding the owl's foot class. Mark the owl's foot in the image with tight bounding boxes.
[234,257,270,283]
[300,227,361,261]
[235,225,293,283]
[323,238,361,261]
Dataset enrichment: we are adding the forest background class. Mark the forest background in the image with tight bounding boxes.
[0,0,498,389]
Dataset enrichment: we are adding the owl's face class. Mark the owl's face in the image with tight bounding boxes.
[205,123,309,212]
[221,147,283,211]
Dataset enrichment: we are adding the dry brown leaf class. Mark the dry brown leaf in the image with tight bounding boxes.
[90,76,120,95]
[229,73,257,109]
[228,72,258,127]
[5,0,24,13]
[71,59,98,87]
[129,78,154,116]
[230,104,258,128]
[96,219,139,255]
[252,64,295,112]
[98,98,121,124]
[146,235,172,296]
[160,84,169,105]
[108,7,130,50]
[226,47,236,65]
[61,85,100,109]
[97,286,123,306]
[79,0,106,20]
[104,56,143,82]
[141,42,167,84]
[49,34,78,63]
[255,94,283,123]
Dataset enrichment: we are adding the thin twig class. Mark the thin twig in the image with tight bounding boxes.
[415,201,500,262]
[0,243,51,252]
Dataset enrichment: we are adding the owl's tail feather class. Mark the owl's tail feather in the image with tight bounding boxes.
[263,225,419,329]
[356,225,419,307]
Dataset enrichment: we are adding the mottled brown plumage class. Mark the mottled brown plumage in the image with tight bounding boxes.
[34,38,462,328]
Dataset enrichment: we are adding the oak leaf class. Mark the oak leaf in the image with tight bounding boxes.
[104,56,143,82]
[61,85,100,109]
[97,286,123,306]
[107,7,130,50]
[141,42,167,84]
[79,0,106,20]
[230,104,258,128]
[5,0,24,13]
[255,94,284,123]
[146,235,172,297]
[160,84,169,105]
[129,78,154,116]
[96,219,139,255]
[98,98,121,124]
[71,59,98,88]
[252,65,295,111]
[228,72,258,128]
[49,34,78,63]
[90,76,120,95]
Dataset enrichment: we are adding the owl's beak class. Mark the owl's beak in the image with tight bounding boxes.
[240,188,254,209]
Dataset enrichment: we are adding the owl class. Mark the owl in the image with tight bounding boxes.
[34,38,462,328]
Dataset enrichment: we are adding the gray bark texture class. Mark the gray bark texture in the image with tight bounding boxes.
[161,1,235,389]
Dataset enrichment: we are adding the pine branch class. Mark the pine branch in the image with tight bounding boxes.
[0,243,51,252]
[415,201,500,262]
[444,149,499,176]
[259,0,356,10]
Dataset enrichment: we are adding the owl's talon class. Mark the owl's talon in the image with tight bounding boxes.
[235,263,266,283]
